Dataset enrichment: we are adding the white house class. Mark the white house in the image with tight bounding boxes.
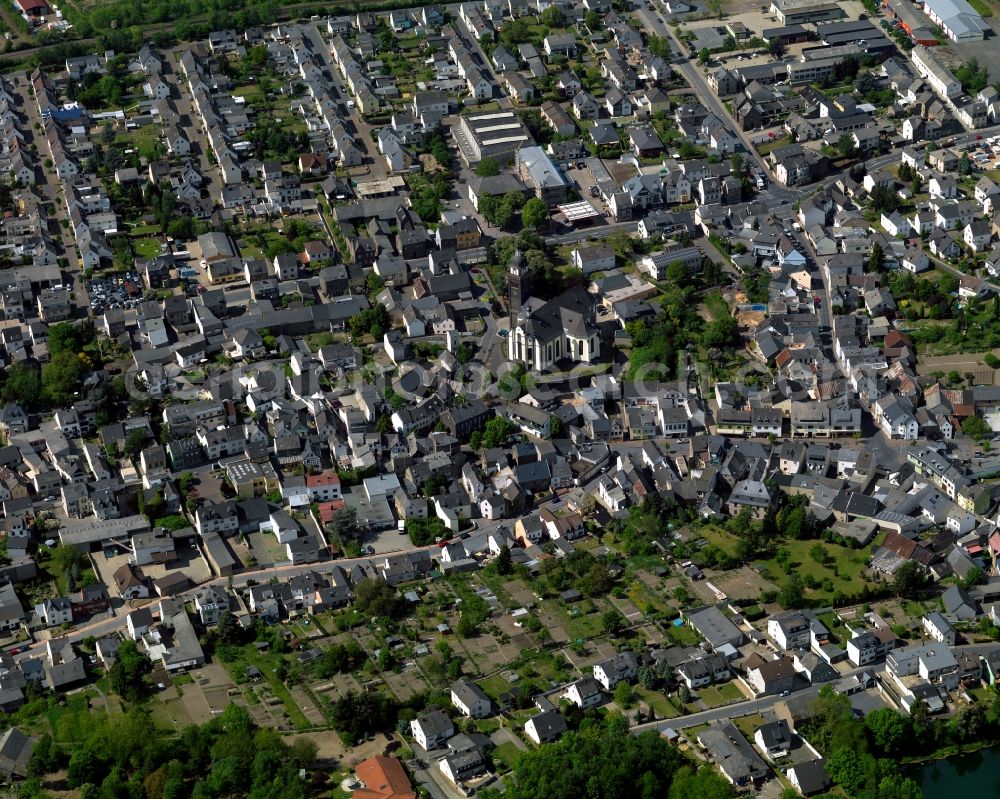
[593,652,638,690]
[451,679,492,718]
[562,676,604,708]
[901,247,930,273]
[922,612,957,645]
[524,710,567,744]
[410,709,455,750]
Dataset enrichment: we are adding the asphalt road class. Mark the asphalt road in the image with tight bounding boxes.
[631,642,1000,734]
[12,543,438,664]
[544,220,639,246]
[635,7,778,185]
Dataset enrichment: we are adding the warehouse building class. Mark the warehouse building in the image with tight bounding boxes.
[921,0,990,43]
[454,110,532,166]
[770,0,845,26]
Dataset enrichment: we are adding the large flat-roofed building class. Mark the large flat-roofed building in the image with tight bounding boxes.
[910,45,962,100]
[455,110,532,166]
[884,0,939,44]
[770,0,845,25]
[686,605,746,651]
[922,0,990,42]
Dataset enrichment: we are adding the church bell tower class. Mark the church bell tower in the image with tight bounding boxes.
[508,248,529,330]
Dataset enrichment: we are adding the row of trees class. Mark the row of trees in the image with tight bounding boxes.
[0,322,97,411]
[485,714,734,799]
[803,684,1000,798]
[27,703,317,799]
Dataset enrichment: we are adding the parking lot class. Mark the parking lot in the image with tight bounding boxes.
[88,272,144,315]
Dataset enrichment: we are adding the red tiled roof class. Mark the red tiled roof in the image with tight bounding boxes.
[317,500,347,524]
[306,471,340,487]
[354,757,416,799]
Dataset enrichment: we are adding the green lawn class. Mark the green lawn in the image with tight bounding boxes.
[232,83,265,103]
[131,224,162,235]
[696,524,739,556]
[969,0,993,17]
[476,717,502,734]
[117,125,162,160]
[697,682,745,708]
[635,687,680,719]
[703,293,730,322]
[755,136,792,156]
[766,539,869,604]
[132,237,162,258]
[492,741,524,771]
[478,673,511,701]
[665,621,702,647]
[733,713,768,740]
[541,598,605,641]
[816,611,851,644]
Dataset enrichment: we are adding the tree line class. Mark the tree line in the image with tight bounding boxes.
[24,704,318,799]
[801,684,1000,799]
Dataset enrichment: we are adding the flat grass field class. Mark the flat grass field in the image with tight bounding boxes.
[635,686,680,718]
[697,682,745,708]
[694,524,869,604]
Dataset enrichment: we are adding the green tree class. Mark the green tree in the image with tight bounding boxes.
[27,734,60,777]
[329,507,360,547]
[42,350,87,405]
[668,766,734,799]
[868,183,898,213]
[67,749,102,788]
[495,544,513,575]
[602,610,625,635]
[648,35,671,60]
[960,566,985,588]
[329,691,401,745]
[958,151,973,176]
[614,681,635,708]
[482,416,516,448]
[109,640,152,702]
[216,612,244,648]
[892,560,925,598]
[825,748,877,796]
[877,774,923,799]
[701,316,738,349]
[864,708,909,756]
[666,260,688,284]
[48,322,87,356]
[698,48,710,64]
[540,5,563,26]
[868,241,885,273]
[778,575,806,609]
[458,594,490,638]
[522,197,549,229]
[354,578,402,619]
[122,428,148,460]
[504,717,688,799]
[962,415,992,439]
[836,133,857,157]
[1,362,42,409]
[955,58,989,94]
[476,158,501,177]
